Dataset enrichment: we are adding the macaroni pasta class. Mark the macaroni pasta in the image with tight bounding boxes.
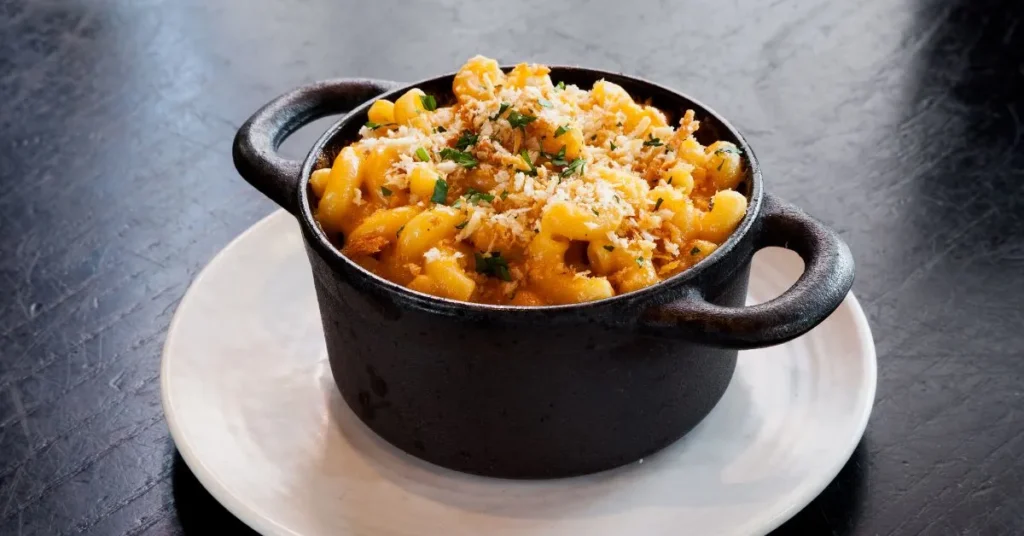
[312,56,748,305]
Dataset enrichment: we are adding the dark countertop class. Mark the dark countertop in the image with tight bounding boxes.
[1,0,1022,534]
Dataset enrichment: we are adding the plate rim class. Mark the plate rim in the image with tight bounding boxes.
[161,209,877,536]
[162,212,304,536]
[752,278,876,534]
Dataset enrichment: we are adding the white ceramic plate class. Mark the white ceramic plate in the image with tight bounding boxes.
[161,210,876,536]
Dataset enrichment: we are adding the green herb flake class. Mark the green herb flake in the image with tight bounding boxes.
[667,177,673,185]
[556,81,566,90]
[415,147,430,162]
[616,121,623,127]
[538,98,553,108]
[439,148,478,168]
[507,110,538,129]
[715,146,741,156]
[465,188,495,205]
[434,125,447,133]
[635,256,644,266]
[591,208,600,216]
[545,145,568,166]
[490,102,511,120]
[420,94,438,111]
[708,197,716,210]
[396,225,405,237]
[643,134,663,147]
[500,190,509,200]
[609,141,617,151]
[455,220,469,230]
[690,246,702,255]
[455,131,479,151]
[519,149,538,176]
[474,251,512,281]
[590,134,597,141]
[613,194,620,202]
[381,186,393,197]
[561,157,585,178]
[603,245,615,252]
[364,121,382,129]
[654,197,664,210]
[431,178,449,204]
[554,124,570,138]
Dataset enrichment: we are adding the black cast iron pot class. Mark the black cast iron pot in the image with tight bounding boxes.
[232,67,855,479]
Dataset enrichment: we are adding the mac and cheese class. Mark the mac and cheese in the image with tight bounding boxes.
[312,56,748,305]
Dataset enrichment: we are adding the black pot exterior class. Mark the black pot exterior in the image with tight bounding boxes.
[233,66,856,478]
[307,239,750,478]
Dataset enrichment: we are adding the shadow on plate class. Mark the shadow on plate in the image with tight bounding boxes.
[770,441,868,535]
[171,451,258,535]
[320,369,770,520]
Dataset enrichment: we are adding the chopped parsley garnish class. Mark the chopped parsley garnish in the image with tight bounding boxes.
[715,146,741,156]
[474,251,512,281]
[507,110,538,129]
[439,148,478,168]
[465,188,495,204]
[490,102,511,120]
[543,145,568,166]
[554,124,570,138]
[635,256,644,266]
[603,245,615,252]
[396,225,405,237]
[613,194,620,202]
[538,98,553,108]
[690,246,702,255]
[500,190,509,200]
[667,177,673,185]
[455,220,469,230]
[556,81,566,90]
[434,125,447,133]
[616,121,623,127]
[381,186,393,197]
[609,141,617,151]
[455,131,479,151]
[643,134,663,147]
[415,147,430,162]
[561,157,585,178]
[519,150,538,176]
[430,177,449,204]
[654,198,664,210]
[591,208,600,216]
[365,121,393,129]
[420,94,438,111]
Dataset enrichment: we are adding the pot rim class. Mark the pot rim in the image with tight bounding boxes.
[296,66,764,316]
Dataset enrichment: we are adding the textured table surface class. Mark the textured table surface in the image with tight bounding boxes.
[1,0,1023,534]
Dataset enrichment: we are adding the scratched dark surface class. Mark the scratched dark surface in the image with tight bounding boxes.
[1,0,1022,534]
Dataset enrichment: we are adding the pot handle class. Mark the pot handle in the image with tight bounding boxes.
[640,193,855,349]
[233,78,403,214]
